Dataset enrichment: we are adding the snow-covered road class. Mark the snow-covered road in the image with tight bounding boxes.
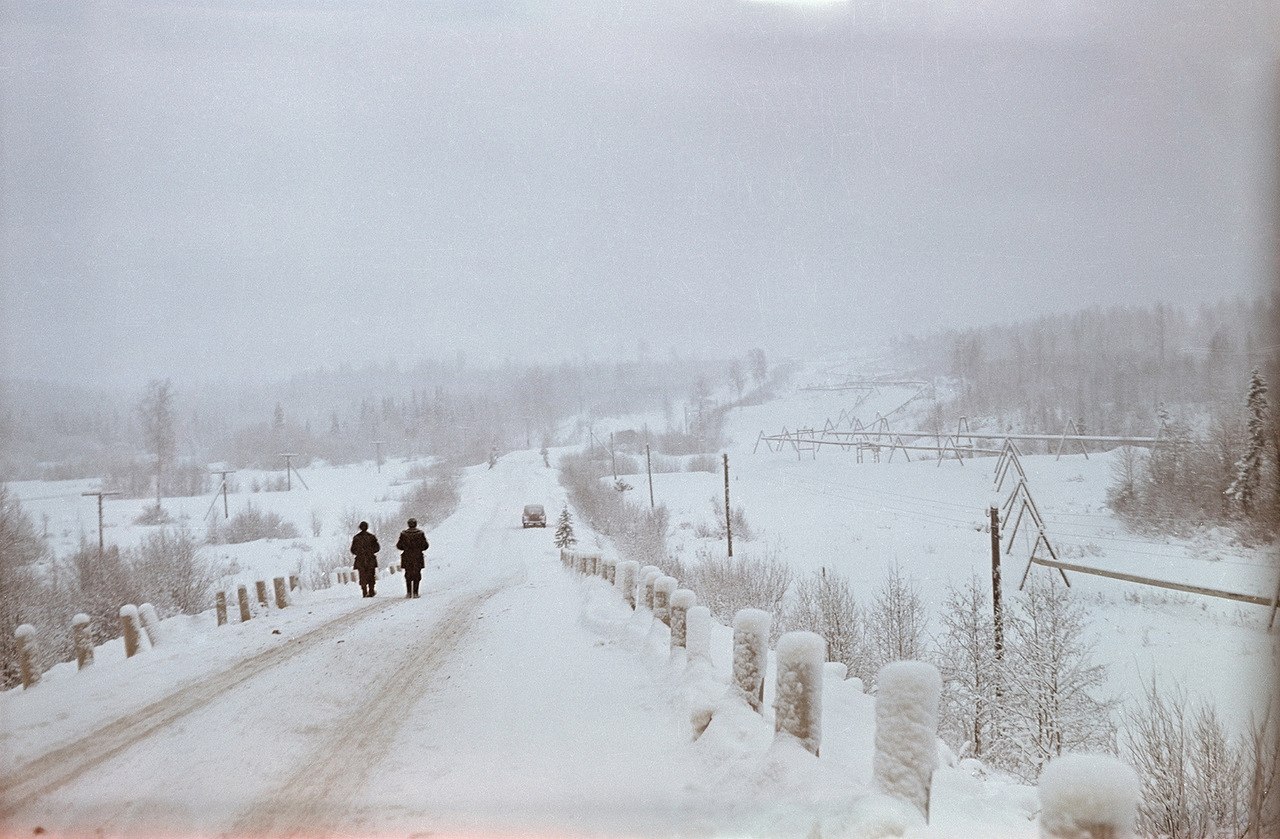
[2,451,703,837]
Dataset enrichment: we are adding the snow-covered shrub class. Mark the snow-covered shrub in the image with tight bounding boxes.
[774,631,825,755]
[134,524,219,615]
[210,503,299,544]
[1003,578,1114,781]
[1121,679,1275,839]
[1038,753,1140,839]
[15,623,39,688]
[937,576,1003,762]
[132,504,172,526]
[653,576,676,625]
[708,495,754,542]
[398,465,461,529]
[685,454,719,473]
[670,589,696,649]
[866,564,928,684]
[616,560,640,608]
[685,544,793,632]
[873,660,942,820]
[733,608,771,712]
[686,605,713,665]
[783,567,868,684]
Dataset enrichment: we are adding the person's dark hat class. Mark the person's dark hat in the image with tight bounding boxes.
[407,518,417,528]
[359,521,368,531]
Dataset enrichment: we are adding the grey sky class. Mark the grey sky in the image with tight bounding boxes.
[2,0,1277,387]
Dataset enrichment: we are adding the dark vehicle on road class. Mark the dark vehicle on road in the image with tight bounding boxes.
[522,504,546,528]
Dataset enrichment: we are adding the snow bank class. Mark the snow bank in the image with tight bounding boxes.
[733,608,771,712]
[872,660,941,820]
[1038,753,1140,839]
[774,631,825,755]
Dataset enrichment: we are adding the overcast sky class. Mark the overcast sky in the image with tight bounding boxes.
[2,0,1277,387]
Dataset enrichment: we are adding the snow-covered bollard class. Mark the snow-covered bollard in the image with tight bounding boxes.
[289,574,300,592]
[653,576,677,625]
[873,661,942,820]
[589,552,603,577]
[237,585,252,622]
[139,603,162,646]
[733,609,771,712]
[637,565,660,608]
[119,605,150,658]
[616,560,640,608]
[15,624,40,688]
[255,580,269,607]
[72,614,94,669]
[602,556,617,584]
[273,577,289,608]
[641,569,662,611]
[670,589,696,649]
[216,591,228,626]
[774,631,826,756]
[1038,754,1141,839]
[576,551,589,575]
[686,605,713,665]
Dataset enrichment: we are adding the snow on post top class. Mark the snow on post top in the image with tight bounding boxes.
[72,613,91,626]
[776,630,825,666]
[877,660,941,710]
[655,576,677,595]
[15,623,36,639]
[1038,753,1140,839]
[671,589,696,609]
[119,604,139,618]
[733,608,771,635]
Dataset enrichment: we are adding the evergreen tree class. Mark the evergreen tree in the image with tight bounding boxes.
[554,505,576,549]
[1227,369,1268,517]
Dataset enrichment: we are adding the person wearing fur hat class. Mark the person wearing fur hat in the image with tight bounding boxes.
[395,518,429,598]
[350,521,380,597]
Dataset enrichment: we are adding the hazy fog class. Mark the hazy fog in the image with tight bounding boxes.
[2,0,1276,387]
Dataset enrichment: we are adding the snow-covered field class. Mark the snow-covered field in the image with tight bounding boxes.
[2,372,1275,837]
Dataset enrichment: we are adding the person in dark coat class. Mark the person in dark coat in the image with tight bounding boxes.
[350,521,380,597]
[396,517,429,598]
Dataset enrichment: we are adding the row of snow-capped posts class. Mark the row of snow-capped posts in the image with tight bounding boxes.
[214,577,292,627]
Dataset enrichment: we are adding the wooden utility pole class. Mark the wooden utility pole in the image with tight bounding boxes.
[278,453,309,490]
[81,490,121,561]
[646,444,654,509]
[207,469,236,519]
[724,453,733,558]
[990,506,1003,659]
[610,432,617,480]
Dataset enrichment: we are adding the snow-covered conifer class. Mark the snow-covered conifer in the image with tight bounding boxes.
[686,605,713,665]
[616,560,640,608]
[873,660,942,819]
[138,602,162,646]
[653,576,677,625]
[72,613,94,669]
[670,589,696,649]
[1038,753,1140,839]
[1227,368,1269,516]
[15,623,39,688]
[775,631,825,755]
[554,505,577,549]
[733,608,771,712]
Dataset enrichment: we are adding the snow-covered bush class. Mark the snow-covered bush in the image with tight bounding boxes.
[866,564,928,683]
[135,524,219,615]
[873,660,942,820]
[783,567,868,684]
[774,631,825,755]
[733,608,771,712]
[1003,578,1114,780]
[209,503,299,544]
[936,576,1003,763]
[685,544,792,633]
[1038,753,1140,839]
[398,465,461,529]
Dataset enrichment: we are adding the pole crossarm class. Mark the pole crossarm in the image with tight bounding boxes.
[1028,556,1278,608]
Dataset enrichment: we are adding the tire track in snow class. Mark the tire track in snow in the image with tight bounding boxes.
[228,584,503,838]
[0,598,397,816]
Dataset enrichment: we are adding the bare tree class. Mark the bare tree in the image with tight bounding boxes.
[138,379,177,508]
[937,577,1003,761]
[865,564,928,681]
[728,359,746,399]
[784,567,869,683]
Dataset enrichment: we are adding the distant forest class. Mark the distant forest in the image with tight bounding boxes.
[895,295,1279,537]
[0,351,773,493]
